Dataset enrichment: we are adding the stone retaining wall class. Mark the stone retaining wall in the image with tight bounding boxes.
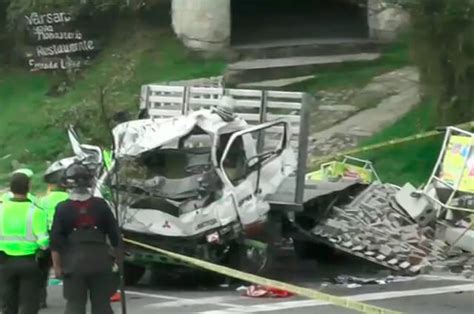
[171,0,410,52]
[367,0,410,42]
[171,0,231,51]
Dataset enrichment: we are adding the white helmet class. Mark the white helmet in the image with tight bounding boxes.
[213,96,236,121]
[12,168,34,178]
[44,157,77,184]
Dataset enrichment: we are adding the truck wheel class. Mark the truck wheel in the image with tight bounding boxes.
[228,242,274,275]
[123,262,146,286]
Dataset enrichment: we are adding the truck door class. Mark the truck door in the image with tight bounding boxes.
[218,121,290,225]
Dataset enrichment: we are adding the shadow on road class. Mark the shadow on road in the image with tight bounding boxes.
[131,247,390,292]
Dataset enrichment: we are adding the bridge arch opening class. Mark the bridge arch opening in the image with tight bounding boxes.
[231,0,369,45]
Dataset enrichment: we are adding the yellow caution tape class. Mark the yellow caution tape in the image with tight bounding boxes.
[124,238,402,314]
[311,121,474,166]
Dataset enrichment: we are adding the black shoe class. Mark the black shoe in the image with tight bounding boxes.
[40,302,47,309]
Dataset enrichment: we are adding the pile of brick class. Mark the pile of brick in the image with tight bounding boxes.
[312,183,474,275]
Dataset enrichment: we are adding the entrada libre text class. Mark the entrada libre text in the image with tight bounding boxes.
[28,58,87,71]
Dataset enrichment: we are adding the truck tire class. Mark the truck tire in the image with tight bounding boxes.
[228,242,274,275]
[124,262,146,286]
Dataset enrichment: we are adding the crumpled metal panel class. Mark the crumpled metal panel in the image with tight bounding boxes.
[113,110,248,157]
[265,177,360,204]
[114,171,220,200]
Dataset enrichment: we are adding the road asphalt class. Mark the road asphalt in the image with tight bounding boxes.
[41,249,474,314]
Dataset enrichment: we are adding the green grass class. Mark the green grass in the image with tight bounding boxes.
[0,25,226,192]
[0,27,442,192]
[289,40,411,92]
[356,99,442,186]
[287,38,446,187]
[0,70,53,190]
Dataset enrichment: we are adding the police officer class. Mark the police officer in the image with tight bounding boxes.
[0,169,37,205]
[0,171,50,314]
[38,158,75,308]
[50,162,121,314]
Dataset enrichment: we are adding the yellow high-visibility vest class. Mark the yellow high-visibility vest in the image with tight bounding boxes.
[0,201,49,256]
[39,191,69,229]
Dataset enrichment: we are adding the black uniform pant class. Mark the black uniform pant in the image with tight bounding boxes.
[37,250,52,306]
[0,255,42,314]
[63,271,114,314]
[39,265,49,306]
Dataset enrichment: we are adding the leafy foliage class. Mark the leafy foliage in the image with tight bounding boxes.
[0,26,225,191]
[366,0,474,124]
[407,0,474,124]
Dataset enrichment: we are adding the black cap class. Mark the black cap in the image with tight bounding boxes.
[63,163,94,188]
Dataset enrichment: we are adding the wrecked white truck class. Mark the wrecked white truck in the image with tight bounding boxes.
[65,85,372,284]
[63,82,474,284]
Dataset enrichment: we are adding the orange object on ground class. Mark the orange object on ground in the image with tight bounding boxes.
[266,287,293,298]
[245,285,294,298]
[110,292,121,302]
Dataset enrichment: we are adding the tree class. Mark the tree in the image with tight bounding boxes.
[408,0,474,124]
[368,0,474,124]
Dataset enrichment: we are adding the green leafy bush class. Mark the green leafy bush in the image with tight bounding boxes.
[373,0,474,124]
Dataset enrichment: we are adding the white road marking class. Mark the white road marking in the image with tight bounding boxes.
[420,274,474,283]
[126,290,183,301]
[199,283,474,313]
[126,290,241,309]
[145,296,241,309]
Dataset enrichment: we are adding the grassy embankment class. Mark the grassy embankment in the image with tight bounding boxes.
[359,99,474,186]
[0,29,454,191]
[292,40,446,186]
[357,99,442,186]
[297,39,472,186]
[293,39,473,186]
[0,27,225,191]
[290,41,411,99]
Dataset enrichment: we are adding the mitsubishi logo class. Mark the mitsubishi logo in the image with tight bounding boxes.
[163,221,171,229]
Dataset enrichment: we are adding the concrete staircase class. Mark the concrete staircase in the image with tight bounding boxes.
[225,38,383,86]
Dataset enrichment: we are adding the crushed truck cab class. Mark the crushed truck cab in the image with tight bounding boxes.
[64,85,372,284]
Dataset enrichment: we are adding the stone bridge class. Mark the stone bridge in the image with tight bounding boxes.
[171,0,409,52]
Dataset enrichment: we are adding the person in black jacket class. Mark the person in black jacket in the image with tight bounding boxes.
[50,163,122,314]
